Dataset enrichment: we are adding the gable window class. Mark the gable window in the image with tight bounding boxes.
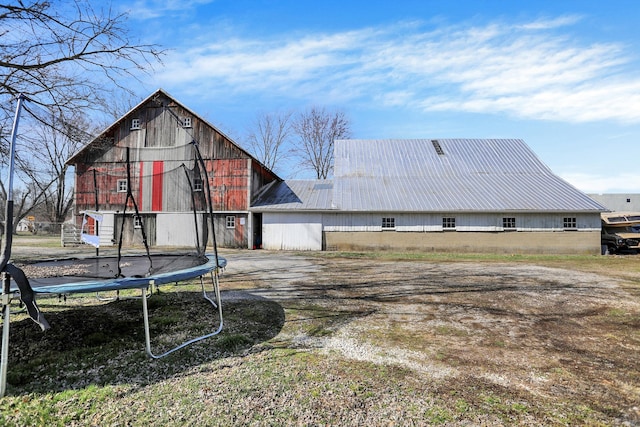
[193,177,203,192]
[381,217,395,229]
[442,217,456,230]
[503,217,516,230]
[182,117,192,128]
[131,118,141,130]
[134,215,143,229]
[563,217,577,229]
[226,215,235,229]
[117,179,127,193]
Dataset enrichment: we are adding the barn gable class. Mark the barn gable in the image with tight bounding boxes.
[67,89,279,249]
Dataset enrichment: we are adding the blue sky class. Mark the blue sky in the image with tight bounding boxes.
[114,0,640,193]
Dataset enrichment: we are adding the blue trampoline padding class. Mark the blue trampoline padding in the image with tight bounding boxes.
[23,254,226,295]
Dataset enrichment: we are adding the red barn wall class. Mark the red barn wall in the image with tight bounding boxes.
[69,90,279,248]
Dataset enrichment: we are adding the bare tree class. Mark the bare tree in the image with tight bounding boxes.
[245,111,293,173]
[26,109,96,224]
[0,0,163,143]
[0,107,95,234]
[0,181,44,235]
[0,0,162,235]
[291,107,351,179]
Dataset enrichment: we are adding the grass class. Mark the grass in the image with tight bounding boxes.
[8,234,62,248]
[1,249,639,425]
[314,249,640,281]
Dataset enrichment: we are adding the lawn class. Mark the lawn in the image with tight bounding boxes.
[1,250,639,426]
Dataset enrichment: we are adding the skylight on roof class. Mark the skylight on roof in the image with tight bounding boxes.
[431,140,444,155]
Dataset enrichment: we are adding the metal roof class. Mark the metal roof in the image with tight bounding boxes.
[252,139,607,213]
[252,180,334,211]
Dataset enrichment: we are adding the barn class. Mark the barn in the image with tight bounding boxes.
[251,139,606,254]
[66,89,279,249]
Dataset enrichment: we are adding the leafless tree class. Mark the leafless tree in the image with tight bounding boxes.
[245,111,293,173]
[0,180,45,235]
[0,0,163,145]
[0,107,96,234]
[0,0,162,234]
[291,107,351,179]
[27,109,96,224]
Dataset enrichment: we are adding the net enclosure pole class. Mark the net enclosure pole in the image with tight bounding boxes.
[0,94,25,272]
[1,94,26,398]
[1,273,10,397]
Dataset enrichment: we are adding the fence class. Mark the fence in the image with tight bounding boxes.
[61,222,81,247]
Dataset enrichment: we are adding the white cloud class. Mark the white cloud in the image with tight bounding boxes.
[517,15,583,30]
[126,0,215,19]
[153,16,640,123]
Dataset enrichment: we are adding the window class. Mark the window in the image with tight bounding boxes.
[563,217,577,229]
[182,117,192,128]
[442,217,456,230]
[226,215,235,229]
[381,217,395,229]
[193,178,203,192]
[134,215,142,229]
[627,198,631,203]
[117,179,127,193]
[131,118,141,130]
[503,217,516,230]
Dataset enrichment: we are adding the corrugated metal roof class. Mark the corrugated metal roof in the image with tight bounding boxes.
[333,139,605,212]
[252,180,334,211]
[252,139,607,213]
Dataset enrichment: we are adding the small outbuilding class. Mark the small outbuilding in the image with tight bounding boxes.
[252,139,606,254]
[588,193,640,212]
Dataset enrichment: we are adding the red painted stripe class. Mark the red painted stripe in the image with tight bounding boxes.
[152,161,163,211]
[139,162,144,207]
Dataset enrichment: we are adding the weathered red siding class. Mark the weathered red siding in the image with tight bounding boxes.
[68,89,279,248]
[152,161,163,211]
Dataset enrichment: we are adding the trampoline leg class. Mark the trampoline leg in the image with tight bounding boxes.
[1,288,10,397]
[142,288,152,357]
[142,270,224,359]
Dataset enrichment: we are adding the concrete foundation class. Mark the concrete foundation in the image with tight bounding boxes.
[324,231,601,254]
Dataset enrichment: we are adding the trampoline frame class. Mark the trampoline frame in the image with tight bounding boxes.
[0,253,226,395]
[1,95,229,397]
[143,268,223,359]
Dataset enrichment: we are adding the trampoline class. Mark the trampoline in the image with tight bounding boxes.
[6,252,226,359]
[1,95,230,396]
[12,253,226,295]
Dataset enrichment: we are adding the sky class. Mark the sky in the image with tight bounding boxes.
[111,0,640,193]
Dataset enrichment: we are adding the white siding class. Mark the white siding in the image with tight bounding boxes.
[156,213,199,246]
[588,193,640,212]
[323,212,601,232]
[263,213,323,250]
[259,211,601,252]
[98,213,115,246]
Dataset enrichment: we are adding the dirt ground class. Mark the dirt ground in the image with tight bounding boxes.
[4,238,640,424]
[223,251,640,425]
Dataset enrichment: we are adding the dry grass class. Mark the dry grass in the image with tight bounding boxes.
[1,249,639,426]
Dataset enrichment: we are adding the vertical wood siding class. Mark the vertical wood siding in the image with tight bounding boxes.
[70,91,278,248]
